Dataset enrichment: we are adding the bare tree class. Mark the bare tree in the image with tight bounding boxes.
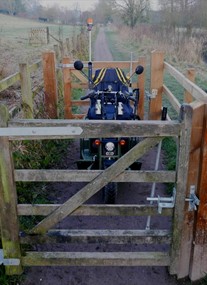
[193,0,207,29]
[113,0,149,28]
[159,0,197,34]
[93,0,115,25]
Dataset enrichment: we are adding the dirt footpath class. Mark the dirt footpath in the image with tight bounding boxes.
[20,28,188,285]
[94,28,113,61]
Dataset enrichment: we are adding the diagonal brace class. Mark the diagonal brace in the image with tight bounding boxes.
[30,137,162,234]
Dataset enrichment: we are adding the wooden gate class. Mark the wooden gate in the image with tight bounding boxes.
[0,103,193,276]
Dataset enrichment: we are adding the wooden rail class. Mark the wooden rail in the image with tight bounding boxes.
[148,51,207,120]
[0,52,146,120]
[164,62,207,103]
[22,251,170,267]
[0,60,42,119]
[17,204,173,217]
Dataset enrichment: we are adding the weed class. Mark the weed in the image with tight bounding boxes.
[0,265,24,285]
[162,137,177,194]
[200,275,207,285]
[12,139,70,233]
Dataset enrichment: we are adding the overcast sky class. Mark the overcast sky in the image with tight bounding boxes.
[40,0,159,11]
[40,0,99,11]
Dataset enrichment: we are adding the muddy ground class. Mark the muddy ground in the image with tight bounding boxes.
[20,28,190,285]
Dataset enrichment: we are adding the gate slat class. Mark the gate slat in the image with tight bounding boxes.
[17,204,173,217]
[8,119,181,138]
[15,170,176,183]
[22,252,170,267]
[20,229,171,245]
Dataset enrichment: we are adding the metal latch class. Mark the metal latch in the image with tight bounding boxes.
[0,250,20,266]
[185,186,200,211]
[147,188,176,214]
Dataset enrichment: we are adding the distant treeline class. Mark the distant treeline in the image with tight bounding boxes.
[0,9,16,15]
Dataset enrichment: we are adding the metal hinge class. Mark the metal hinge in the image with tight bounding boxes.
[0,249,20,266]
[185,185,200,211]
[147,188,176,214]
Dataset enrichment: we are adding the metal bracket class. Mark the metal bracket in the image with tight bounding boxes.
[57,63,74,69]
[0,249,20,266]
[57,63,89,69]
[185,185,200,211]
[147,188,176,214]
[145,89,158,100]
[0,126,83,137]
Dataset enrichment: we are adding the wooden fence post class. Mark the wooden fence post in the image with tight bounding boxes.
[46,26,50,44]
[189,104,207,281]
[184,69,195,103]
[149,51,164,120]
[177,101,205,279]
[19,63,33,119]
[63,57,72,119]
[54,45,60,61]
[42,51,58,118]
[54,45,64,116]
[137,57,146,120]
[0,105,22,275]
[170,104,193,276]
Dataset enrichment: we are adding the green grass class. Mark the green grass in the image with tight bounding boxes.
[199,275,207,285]
[0,14,81,76]
[0,14,78,42]
[105,30,131,61]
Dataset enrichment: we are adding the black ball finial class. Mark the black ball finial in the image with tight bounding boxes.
[74,60,84,71]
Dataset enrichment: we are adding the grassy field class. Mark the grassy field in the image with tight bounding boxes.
[0,14,80,77]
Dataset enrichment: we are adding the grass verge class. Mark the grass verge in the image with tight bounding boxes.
[105,28,178,175]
